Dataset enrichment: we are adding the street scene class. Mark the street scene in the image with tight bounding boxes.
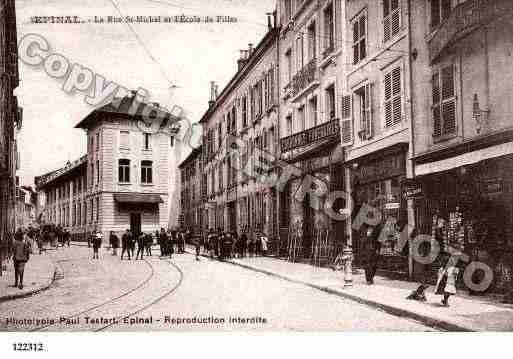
[1,0,513,334]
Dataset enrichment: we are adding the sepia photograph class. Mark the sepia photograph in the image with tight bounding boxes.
[1,0,513,354]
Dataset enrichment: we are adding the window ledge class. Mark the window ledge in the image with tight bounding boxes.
[319,48,341,68]
[433,132,458,144]
[118,182,131,186]
[141,183,154,186]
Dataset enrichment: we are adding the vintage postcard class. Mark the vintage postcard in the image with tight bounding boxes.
[1,0,513,346]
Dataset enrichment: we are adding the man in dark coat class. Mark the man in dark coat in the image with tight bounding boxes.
[160,228,169,257]
[110,231,120,256]
[136,232,145,260]
[145,233,153,256]
[239,231,248,258]
[365,223,383,285]
[13,229,31,289]
[121,229,132,260]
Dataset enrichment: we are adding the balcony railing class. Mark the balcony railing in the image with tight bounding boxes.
[291,58,318,98]
[280,118,340,153]
[429,0,513,62]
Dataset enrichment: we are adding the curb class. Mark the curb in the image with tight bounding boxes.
[186,248,473,332]
[0,259,59,304]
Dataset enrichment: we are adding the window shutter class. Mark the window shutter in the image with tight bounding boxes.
[364,83,373,139]
[432,71,442,137]
[384,72,393,127]
[441,65,456,135]
[391,3,401,37]
[341,95,353,145]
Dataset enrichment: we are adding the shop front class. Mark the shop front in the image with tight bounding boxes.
[413,153,513,293]
[349,144,409,276]
[278,119,346,265]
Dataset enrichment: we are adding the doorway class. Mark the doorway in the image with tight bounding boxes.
[130,213,141,236]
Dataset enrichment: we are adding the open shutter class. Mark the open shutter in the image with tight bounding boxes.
[340,94,353,146]
[364,83,373,139]
[432,71,442,137]
[383,0,391,43]
[441,64,456,135]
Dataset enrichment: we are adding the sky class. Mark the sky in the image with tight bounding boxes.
[14,0,275,187]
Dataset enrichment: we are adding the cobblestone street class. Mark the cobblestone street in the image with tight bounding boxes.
[0,246,433,331]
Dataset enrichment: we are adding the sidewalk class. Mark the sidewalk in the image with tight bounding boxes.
[0,252,56,302]
[189,247,513,331]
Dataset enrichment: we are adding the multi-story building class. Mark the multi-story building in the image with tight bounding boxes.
[16,185,36,229]
[276,0,347,263]
[178,146,203,234]
[409,0,513,290]
[36,94,176,240]
[340,0,417,275]
[199,14,280,238]
[0,0,21,245]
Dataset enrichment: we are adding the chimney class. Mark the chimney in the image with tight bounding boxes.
[237,50,248,71]
[214,84,219,99]
[248,43,253,56]
[266,12,273,29]
[208,81,216,108]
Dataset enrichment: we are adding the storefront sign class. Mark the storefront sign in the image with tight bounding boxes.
[353,153,405,184]
[385,202,400,210]
[402,179,423,199]
[281,119,340,152]
[481,178,503,195]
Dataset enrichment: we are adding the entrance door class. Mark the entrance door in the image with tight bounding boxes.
[227,202,237,232]
[130,213,141,236]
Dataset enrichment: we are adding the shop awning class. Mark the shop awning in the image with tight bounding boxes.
[415,141,513,176]
[113,193,164,204]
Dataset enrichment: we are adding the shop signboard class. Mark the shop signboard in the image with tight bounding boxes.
[402,179,423,199]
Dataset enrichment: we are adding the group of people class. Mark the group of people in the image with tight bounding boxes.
[205,228,268,261]
[88,227,192,261]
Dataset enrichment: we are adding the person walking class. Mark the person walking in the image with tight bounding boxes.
[136,232,145,260]
[260,232,269,257]
[110,231,119,256]
[192,232,201,261]
[364,223,382,285]
[13,228,31,289]
[254,232,262,257]
[239,230,247,258]
[435,254,460,307]
[145,232,153,256]
[160,228,169,257]
[65,229,71,247]
[121,229,132,260]
[92,230,103,259]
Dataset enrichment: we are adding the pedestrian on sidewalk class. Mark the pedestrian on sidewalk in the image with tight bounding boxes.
[248,232,255,258]
[13,228,31,290]
[192,232,201,261]
[145,233,153,256]
[92,230,103,259]
[159,228,169,257]
[136,232,145,260]
[239,230,247,258]
[110,231,119,256]
[260,232,268,257]
[365,223,382,285]
[435,254,460,307]
[254,232,262,257]
[121,229,132,260]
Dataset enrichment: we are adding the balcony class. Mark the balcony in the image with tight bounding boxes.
[280,118,340,153]
[291,58,318,98]
[428,0,513,62]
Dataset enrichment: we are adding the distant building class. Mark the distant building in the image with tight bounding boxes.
[199,13,280,238]
[0,0,21,241]
[16,184,36,228]
[178,146,203,234]
[35,94,178,240]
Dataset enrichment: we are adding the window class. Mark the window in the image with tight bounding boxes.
[383,0,401,43]
[96,160,100,185]
[90,199,94,223]
[432,64,456,138]
[296,35,304,72]
[352,12,367,64]
[307,22,316,61]
[354,83,373,140]
[141,160,153,184]
[286,114,293,136]
[120,130,129,148]
[90,163,94,188]
[431,0,452,30]
[285,49,292,84]
[323,3,334,54]
[218,122,222,148]
[118,159,130,183]
[298,105,305,132]
[269,67,275,107]
[325,85,336,121]
[143,132,151,150]
[309,96,318,127]
[231,106,236,133]
[96,197,99,222]
[384,66,402,127]
[242,95,248,127]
